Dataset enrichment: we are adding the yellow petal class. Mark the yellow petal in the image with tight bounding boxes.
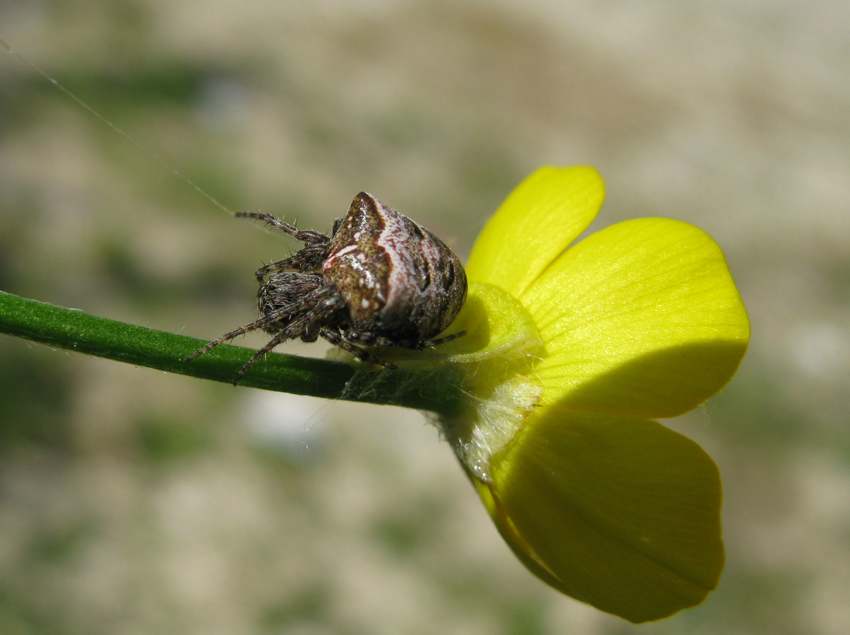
[477,408,724,623]
[466,166,605,297]
[523,218,749,419]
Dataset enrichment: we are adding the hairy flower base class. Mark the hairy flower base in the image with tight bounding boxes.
[436,282,544,480]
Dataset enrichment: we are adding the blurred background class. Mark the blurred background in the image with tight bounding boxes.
[1,1,848,633]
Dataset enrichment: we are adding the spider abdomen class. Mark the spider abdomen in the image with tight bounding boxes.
[188,192,468,380]
[324,193,467,343]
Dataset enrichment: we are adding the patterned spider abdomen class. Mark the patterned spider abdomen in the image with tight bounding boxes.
[323,193,467,344]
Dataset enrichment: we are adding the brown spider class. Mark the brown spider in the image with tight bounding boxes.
[187,192,467,383]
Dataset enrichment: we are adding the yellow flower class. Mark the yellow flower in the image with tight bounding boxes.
[431,167,750,622]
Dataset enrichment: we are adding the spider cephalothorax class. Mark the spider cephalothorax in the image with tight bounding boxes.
[188,192,467,383]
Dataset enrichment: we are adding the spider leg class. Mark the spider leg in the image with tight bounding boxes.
[423,330,467,348]
[252,248,326,281]
[188,283,350,384]
[340,329,467,351]
[184,309,300,362]
[320,328,397,369]
[231,328,294,386]
[232,298,345,384]
[236,212,330,245]
[237,212,332,279]
[253,259,297,281]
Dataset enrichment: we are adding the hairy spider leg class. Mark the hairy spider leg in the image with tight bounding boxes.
[315,328,466,369]
[184,310,291,362]
[236,212,330,244]
[230,288,349,383]
[230,327,295,385]
[236,212,331,278]
[251,249,327,281]
[319,327,397,369]
[424,330,467,347]
[187,284,350,384]
[336,327,469,351]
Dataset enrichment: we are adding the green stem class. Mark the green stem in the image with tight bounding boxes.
[0,291,464,417]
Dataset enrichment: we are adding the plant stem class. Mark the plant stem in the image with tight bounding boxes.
[0,291,464,417]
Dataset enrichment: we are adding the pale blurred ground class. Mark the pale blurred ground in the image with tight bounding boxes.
[1,1,849,634]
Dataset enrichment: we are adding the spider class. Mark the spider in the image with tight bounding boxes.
[187,192,467,384]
